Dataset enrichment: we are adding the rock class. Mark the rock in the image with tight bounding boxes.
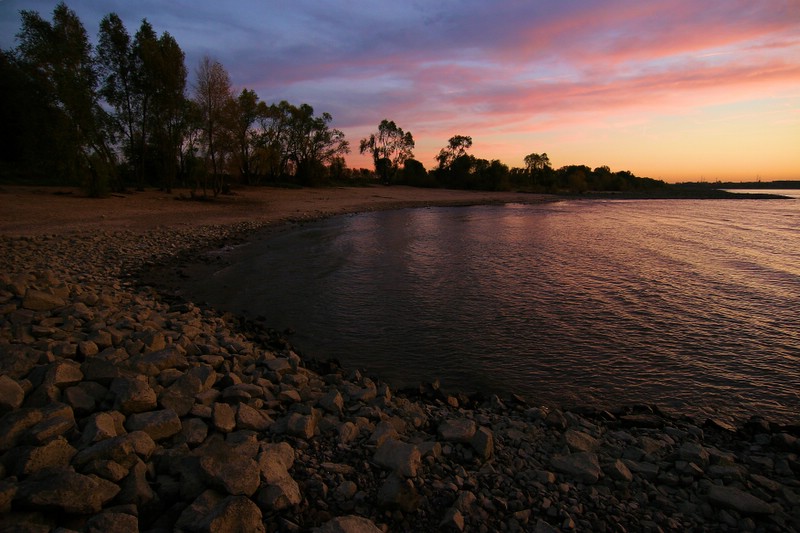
[0,408,43,452]
[199,495,266,533]
[5,436,77,476]
[286,411,317,439]
[117,459,155,506]
[564,429,598,453]
[338,421,360,444]
[470,426,494,460]
[438,418,477,442]
[318,389,344,414]
[707,485,775,515]
[80,411,121,447]
[80,357,122,384]
[680,442,710,466]
[0,375,25,413]
[63,385,96,414]
[440,507,466,531]
[181,417,209,446]
[551,452,602,484]
[377,473,420,512]
[175,489,225,531]
[25,404,76,444]
[236,402,273,431]
[262,441,295,470]
[604,459,633,482]
[369,420,399,446]
[334,480,358,501]
[84,511,139,533]
[22,289,64,311]
[79,340,100,357]
[212,402,236,433]
[73,431,156,470]
[200,451,260,497]
[373,438,421,477]
[545,410,568,430]
[255,476,302,511]
[110,377,157,414]
[620,414,664,429]
[126,408,182,441]
[16,467,121,514]
[315,515,383,533]
[43,360,83,389]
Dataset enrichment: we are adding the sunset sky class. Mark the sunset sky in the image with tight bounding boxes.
[2,1,799,182]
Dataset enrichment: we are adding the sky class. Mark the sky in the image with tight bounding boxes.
[2,0,799,182]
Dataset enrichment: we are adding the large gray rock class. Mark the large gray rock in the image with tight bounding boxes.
[551,452,602,484]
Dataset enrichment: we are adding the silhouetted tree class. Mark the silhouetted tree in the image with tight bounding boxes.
[359,119,414,183]
[15,2,115,195]
[193,55,233,196]
[436,135,473,170]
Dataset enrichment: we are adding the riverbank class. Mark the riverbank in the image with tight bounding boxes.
[1,185,799,531]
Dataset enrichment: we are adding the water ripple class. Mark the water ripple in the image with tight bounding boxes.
[181,198,800,424]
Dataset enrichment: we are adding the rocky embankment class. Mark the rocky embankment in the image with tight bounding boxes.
[1,226,799,532]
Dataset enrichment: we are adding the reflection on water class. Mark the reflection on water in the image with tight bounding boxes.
[185,198,800,423]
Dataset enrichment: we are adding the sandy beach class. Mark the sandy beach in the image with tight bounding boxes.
[0,185,550,237]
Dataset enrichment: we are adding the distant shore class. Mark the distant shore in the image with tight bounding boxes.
[0,185,554,237]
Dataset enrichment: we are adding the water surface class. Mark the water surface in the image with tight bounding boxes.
[181,196,800,423]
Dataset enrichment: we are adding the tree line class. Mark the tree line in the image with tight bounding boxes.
[1,3,665,196]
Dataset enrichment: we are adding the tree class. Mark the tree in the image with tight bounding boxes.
[98,16,187,191]
[229,88,261,185]
[15,2,115,195]
[359,119,414,183]
[524,152,552,189]
[436,135,472,170]
[148,30,187,192]
[97,13,135,186]
[193,55,233,196]
[254,101,349,185]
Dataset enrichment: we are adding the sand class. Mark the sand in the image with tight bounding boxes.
[0,185,552,237]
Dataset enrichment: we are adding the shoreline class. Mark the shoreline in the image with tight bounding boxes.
[1,185,799,531]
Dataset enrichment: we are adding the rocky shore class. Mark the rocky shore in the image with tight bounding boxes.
[2,220,800,532]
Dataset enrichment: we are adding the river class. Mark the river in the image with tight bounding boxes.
[178,192,800,424]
